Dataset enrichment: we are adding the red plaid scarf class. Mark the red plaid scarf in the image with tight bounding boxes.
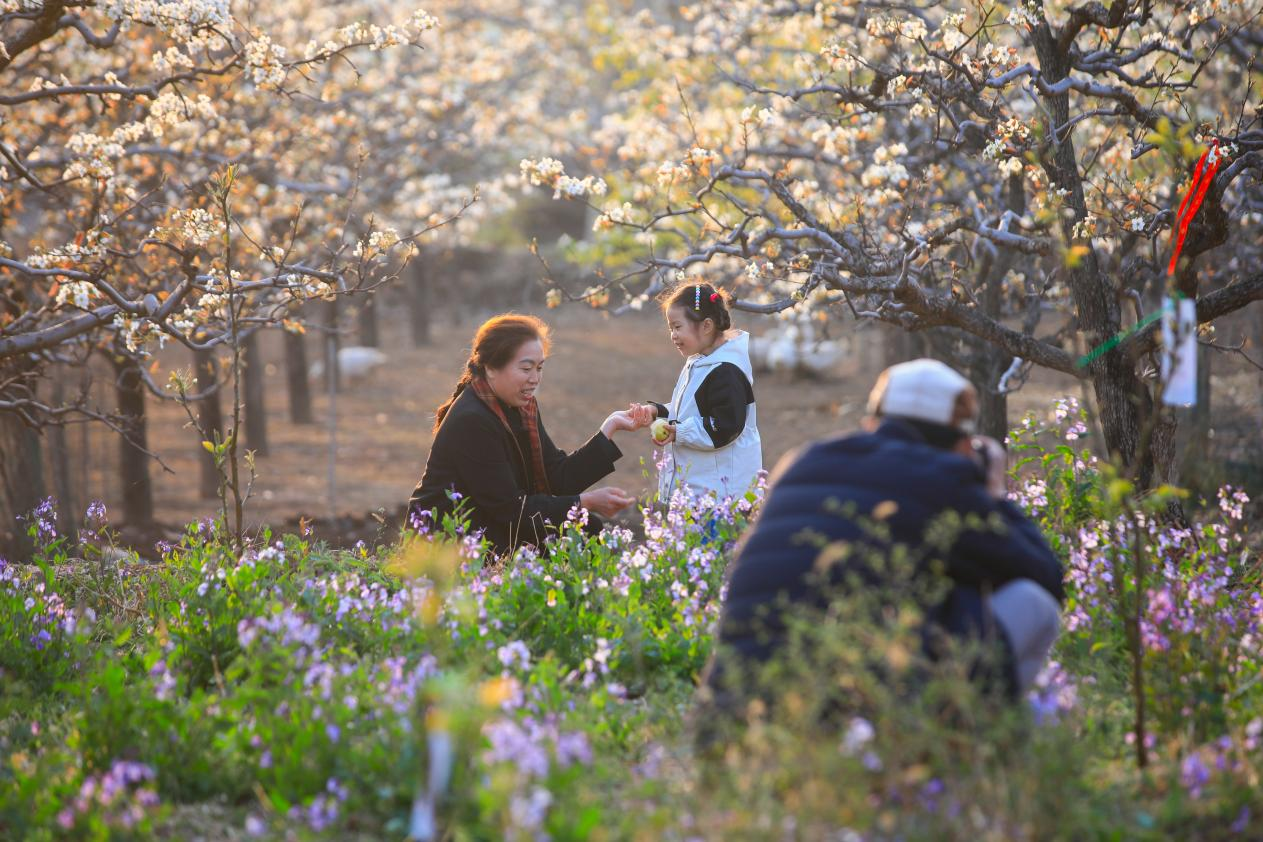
[469,376,551,494]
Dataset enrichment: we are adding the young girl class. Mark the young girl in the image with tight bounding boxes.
[637,282,763,503]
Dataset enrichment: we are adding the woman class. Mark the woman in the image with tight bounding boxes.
[408,314,652,553]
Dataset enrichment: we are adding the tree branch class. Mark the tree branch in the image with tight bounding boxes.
[0,1,65,73]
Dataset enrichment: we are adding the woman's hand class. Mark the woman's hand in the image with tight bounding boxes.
[601,406,652,438]
[579,486,635,518]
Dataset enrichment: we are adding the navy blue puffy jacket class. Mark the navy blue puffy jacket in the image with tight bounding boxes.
[711,418,1065,671]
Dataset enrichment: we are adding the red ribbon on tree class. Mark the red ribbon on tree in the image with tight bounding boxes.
[1167,140,1222,277]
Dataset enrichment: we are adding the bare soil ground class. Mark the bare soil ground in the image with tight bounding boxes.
[134,306,1070,528]
[71,299,1261,549]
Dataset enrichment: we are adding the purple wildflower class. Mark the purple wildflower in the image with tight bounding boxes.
[22,497,58,545]
[497,640,531,672]
[1181,752,1211,798]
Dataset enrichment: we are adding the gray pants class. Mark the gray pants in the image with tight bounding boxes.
[990,579,1061,693]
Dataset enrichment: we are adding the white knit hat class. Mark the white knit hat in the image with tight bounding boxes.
[867,358,976,431]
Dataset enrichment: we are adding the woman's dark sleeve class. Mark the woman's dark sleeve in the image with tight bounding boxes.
[539,412,622,495]
[675,363,752,450]
[450,414,580,533]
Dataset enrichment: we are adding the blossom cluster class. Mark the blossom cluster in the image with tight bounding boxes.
[819,40,858,72]
[657,146,719,187]
[593,201,636,232]
[866,15,928,41]
[27,233,108,271]
[149,207,225,248]
[353,227,402,258]
[244,35,288,89]
[302,11,439,60]
[939,12,970,50]
[482,715,594,835]
[861,143,910,189]
[61,92,218,182]
[519,158,608,200]
[984,117,1033,178]
[111,311,165,354]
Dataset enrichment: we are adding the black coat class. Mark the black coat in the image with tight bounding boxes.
[408,388,622,553]
[705,418,1064,691]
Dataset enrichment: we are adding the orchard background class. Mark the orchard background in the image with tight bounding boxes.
[2,0,1263,839]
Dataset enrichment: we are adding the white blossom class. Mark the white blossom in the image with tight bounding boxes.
[54,281,102,310]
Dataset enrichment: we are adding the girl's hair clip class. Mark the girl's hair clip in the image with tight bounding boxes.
[694,284,701,310]
[709,291,721,302]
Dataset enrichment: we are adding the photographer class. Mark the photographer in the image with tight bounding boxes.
[700,359,1065,716]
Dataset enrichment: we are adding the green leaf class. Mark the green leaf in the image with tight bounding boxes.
[573,805,603,834]
[268,789,291,814]
[1107,478,1134,505]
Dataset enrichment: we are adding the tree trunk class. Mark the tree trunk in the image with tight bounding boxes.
[0,409,46,560]
[78,388,91,513]
[49,377,78,542]
[1191,342,1212,452]
[1170,341,1213,492]
[325,327,339,521]
[284,328,313,424]
[325,299,342,393]
[973,171,1028,442]
[882,324,922,367]
[243,331,268,457]
[1151,407,1179,489]
[1031,20,1153,483]
[859,324,884,375]
[194,349,224,500]
[977,372,1009,441]
[408,259,432,347]
[1255,312,1263,413]
[357,294,379,347]
[977,251,1011,441]
[1089,353,1164,485]
[925,330,1008,440]
[113,356,154,527]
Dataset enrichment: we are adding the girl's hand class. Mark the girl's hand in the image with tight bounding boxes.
[649,417,675,445]
[626,403,657,428]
